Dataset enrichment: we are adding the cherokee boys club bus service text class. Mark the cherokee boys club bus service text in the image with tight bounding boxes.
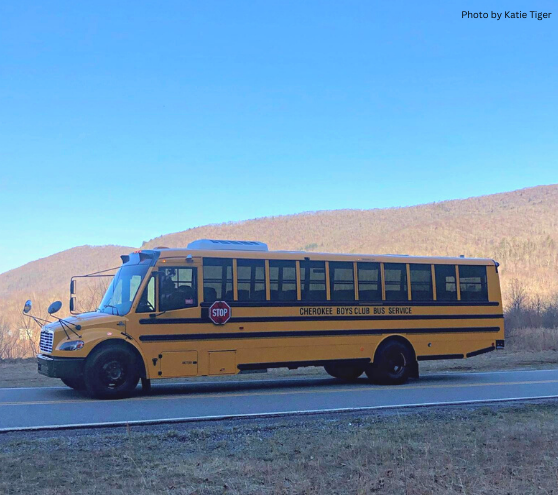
[300,306,413,315]
[32,239,504,399]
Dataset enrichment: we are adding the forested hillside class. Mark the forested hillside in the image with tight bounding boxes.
[0,245,133,299]
[0,245,133,358]
[144,184,558,299]
[1,184,557,357]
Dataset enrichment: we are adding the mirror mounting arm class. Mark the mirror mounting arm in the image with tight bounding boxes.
[22,312,49,330]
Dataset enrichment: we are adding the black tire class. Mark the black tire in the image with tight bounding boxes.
[83,345,140,399]
[61,376,86,391]
[367,340,414,385]
[324,364,364,381]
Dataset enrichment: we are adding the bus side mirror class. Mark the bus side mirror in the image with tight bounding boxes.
[70,297,76,312]
[48,301,62,315]
[23,300,32,314]
[70,279,77,295]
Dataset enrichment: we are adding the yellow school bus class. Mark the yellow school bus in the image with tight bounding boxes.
[35,239,504,399]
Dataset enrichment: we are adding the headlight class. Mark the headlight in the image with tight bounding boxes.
[59,340,84,351]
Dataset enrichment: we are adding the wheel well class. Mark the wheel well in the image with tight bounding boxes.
[373,336,416,363]
[89,339,147,378]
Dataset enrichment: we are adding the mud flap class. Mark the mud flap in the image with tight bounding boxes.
[410,360,419,379]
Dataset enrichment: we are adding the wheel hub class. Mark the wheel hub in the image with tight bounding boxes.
[388,352,406,376]
[102,360,126,385]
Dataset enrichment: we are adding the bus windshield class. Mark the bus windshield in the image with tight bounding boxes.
[98,264,149,315]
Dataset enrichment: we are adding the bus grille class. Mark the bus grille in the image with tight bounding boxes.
[39,329,54,354]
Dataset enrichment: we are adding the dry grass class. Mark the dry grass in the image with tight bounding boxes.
[0,359,56,388]
[507,326,558,352]
[1,403,558,494]
[421,348,558,373]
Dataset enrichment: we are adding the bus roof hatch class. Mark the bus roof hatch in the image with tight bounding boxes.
[187,239,269,252]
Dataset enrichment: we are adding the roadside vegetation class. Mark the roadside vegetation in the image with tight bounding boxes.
[1,403,558,494]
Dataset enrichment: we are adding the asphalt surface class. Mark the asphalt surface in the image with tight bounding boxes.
[2,369,558,432]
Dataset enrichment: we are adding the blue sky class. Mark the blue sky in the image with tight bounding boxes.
[0,1,556,274]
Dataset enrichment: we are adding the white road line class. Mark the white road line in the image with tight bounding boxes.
[1,394,558,433]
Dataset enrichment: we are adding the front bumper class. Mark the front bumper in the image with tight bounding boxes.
[37,354,85,379]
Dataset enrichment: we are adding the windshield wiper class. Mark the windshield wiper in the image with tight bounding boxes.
[99,304,120,316]
[148,310,167,319]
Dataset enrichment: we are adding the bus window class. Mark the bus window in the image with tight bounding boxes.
[203,258,233,303]
[384,263,408,301]
[159,267,197,311]
[269,260,297,301]
[237,259,266,302]
[329,262,355,302]
[358,262,381,301]
[435,265,457,301]
[136,275,155,313]
[300,260,327,301]
[459,265,488,301]
[410,264,433,301]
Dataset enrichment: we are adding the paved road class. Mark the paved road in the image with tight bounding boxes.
[2,369,558,432]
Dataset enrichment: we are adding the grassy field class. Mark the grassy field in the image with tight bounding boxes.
[1,403,557,494]
[2,348,558,389]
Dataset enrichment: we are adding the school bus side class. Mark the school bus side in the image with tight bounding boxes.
[127,249,503,386]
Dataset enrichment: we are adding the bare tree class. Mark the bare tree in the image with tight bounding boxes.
[0,318,17,360]
[75,277,111,313]
[509,279,527,312]
[17,312,38,356]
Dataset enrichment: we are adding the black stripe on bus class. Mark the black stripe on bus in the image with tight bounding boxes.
[140,314,504,325]
[238,358,371,371]
[466,346,495,358]
[200,301,500,308]
[417,354,464,361]
[138,326,501,343]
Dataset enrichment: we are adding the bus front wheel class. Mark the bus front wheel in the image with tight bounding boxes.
[84,346,140,399]
[61,376,86,391]
[367,340,414,385]
[324,364,363,381]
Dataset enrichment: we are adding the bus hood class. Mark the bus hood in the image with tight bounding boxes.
[44,312,125,332]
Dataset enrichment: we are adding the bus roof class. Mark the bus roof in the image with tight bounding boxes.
[139,240,497,266]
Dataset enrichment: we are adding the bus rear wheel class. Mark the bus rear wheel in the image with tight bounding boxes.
[324,364,364,381]
[84,346,140,399]
[367,340,414,385]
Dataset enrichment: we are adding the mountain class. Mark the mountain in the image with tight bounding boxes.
[0,245,134,300]
[143,184,558,300]
[1,184,557,357]
[0,245,134,350]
